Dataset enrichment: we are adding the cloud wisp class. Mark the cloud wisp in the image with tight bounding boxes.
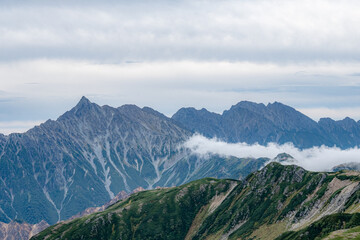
[184,134,360,172]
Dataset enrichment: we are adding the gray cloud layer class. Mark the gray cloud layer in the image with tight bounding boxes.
[1,0,360,62]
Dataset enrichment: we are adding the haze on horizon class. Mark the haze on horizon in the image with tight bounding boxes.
[1,0,360,134]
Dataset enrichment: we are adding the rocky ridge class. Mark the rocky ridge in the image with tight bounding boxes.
[172,101,360,149]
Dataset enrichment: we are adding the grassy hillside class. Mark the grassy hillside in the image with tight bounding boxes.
[32,178,237,240]
[32,163,360,240]
[276,213,360,240]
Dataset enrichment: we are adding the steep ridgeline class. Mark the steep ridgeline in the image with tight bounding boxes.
[0,97,265,225]
[172,101,360,149]
[33,163,360,240]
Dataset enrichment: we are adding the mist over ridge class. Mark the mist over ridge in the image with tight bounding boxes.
[184,134,360,172]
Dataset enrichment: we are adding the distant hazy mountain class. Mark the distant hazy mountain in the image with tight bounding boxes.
[172,101,360,149]
[32,163,360,240]
[0,97,264,225]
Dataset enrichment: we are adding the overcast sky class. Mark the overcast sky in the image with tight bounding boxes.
[1,0,360,134]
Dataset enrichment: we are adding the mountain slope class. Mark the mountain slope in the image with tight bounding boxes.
[0,97,265,225]
[193,163,360,239]
[33,178,238,240]
[32,163,360,240]
[276,213,360,240]
[172,101,360,149]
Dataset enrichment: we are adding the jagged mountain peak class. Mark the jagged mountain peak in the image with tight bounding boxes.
[79,96,91,104]
[72,96,95,110]
[67,100,167,123]
[59,96,102,121]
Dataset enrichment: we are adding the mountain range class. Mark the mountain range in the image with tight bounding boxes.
[0,97,264,226]
[32,163,360,240]
[172,101,360,149]
[0,97,359,238]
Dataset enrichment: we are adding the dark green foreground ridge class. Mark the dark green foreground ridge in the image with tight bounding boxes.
[32,163,360,240]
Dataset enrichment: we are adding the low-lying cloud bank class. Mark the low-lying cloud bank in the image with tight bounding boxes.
[183,134,360,172]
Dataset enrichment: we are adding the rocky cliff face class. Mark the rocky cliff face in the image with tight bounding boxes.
[32,163,360,240]
[0,220,49,240]
[172,101,360,149]
[0,97,264,225]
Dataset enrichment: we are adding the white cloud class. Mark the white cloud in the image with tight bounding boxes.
[184,134,360,172]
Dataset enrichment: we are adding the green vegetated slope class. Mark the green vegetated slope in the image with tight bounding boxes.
[323,225,360,240]
[276,213,360,240]
[33,178,238,240]
[32,163,360,240]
